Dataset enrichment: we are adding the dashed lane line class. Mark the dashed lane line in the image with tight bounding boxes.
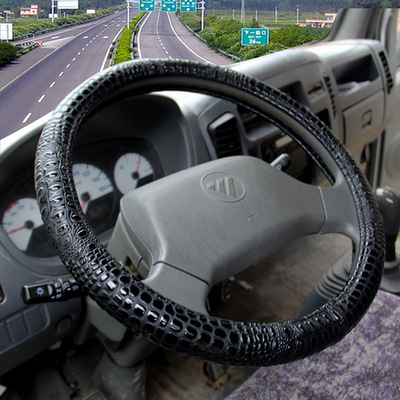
[1,15,120,92]
[22,113,32,124]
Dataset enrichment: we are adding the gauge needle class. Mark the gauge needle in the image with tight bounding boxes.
[135,156,142,176]
[80,192,90,213]
[7,220,34,234]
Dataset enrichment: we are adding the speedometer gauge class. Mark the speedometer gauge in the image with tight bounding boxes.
[114,153,154,195]
[73,163,113,212]
[72,163,114,232]
[2,198,43,252]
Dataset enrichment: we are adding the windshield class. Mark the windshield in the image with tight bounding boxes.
[0,2,335,139]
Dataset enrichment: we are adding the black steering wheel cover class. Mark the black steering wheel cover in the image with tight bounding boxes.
[35,60,385,367]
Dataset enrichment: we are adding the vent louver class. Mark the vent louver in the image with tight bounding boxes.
[323,74,337,118]
[208,113,242,158]
[378,51,394,94]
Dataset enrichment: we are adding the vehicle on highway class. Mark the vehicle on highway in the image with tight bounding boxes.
[0,6,399,400]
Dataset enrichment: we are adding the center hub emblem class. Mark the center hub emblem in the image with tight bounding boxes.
[201,173,246,202]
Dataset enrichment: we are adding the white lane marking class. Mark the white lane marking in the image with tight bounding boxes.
[59,71,64,77]
[83,36,89,38]
[50,82,56,88]
[38,95,45,103]
[66,64,71,68]
[166,13,214,64]
[103,36,109,39]
[1,12,125,92]
[72,57,76,61]
[136,12,152,59]
[22,113,32,124]
[77,52,81,56]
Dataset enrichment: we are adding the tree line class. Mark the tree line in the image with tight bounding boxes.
[206,0,399,11]
[2,0,399,15]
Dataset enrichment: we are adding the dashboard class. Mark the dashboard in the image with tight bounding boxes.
[0,37,394,377]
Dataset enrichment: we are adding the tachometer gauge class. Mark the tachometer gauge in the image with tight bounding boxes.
[72,163,114,231]
[114,153,154,195]
[2,198,44,252]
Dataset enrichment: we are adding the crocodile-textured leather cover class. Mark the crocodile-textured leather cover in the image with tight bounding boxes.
[35,59,385,366]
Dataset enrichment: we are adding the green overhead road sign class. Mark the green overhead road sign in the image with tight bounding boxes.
[139,0,155,11]
[241,28,270,46]
[180,0,197,12]
[161,0,177,12]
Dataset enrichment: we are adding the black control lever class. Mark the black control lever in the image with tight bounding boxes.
[375,187,400,265]
[23,276,81,304]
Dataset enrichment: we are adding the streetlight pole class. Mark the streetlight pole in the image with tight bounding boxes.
[241,0,245,24]
[201,1,205,31]
[127,0,130,28]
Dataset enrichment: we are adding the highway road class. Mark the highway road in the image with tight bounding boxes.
[0,10,133,138]
[136,10,231,65]
[0,9,231,139]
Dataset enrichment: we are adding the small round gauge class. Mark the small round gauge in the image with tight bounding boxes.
[114,153,154,195]
[2,198,44,252]
[72,163,114,232]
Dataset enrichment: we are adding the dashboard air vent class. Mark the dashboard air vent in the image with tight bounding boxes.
[323,74,337,118]
[378,51,394,94]
[208,113,242,158]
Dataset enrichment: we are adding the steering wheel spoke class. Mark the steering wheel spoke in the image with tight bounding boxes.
[318,178,360,242]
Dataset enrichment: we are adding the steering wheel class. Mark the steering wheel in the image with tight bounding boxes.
[35,59,385,367]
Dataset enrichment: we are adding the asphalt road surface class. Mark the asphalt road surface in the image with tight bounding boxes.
[136,10,231,65]
[0,10,133,138]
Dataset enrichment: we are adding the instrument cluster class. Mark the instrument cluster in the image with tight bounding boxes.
[1,138,163,259]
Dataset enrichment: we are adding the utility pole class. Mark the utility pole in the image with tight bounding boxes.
[275,6,278,24]
[241,0,245,24]
[127,0,130,29]
[201,0,205,31]
[297,8,299,24]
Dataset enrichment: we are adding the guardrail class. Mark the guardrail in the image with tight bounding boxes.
[12,9,122,42]
[15,41,40,56]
